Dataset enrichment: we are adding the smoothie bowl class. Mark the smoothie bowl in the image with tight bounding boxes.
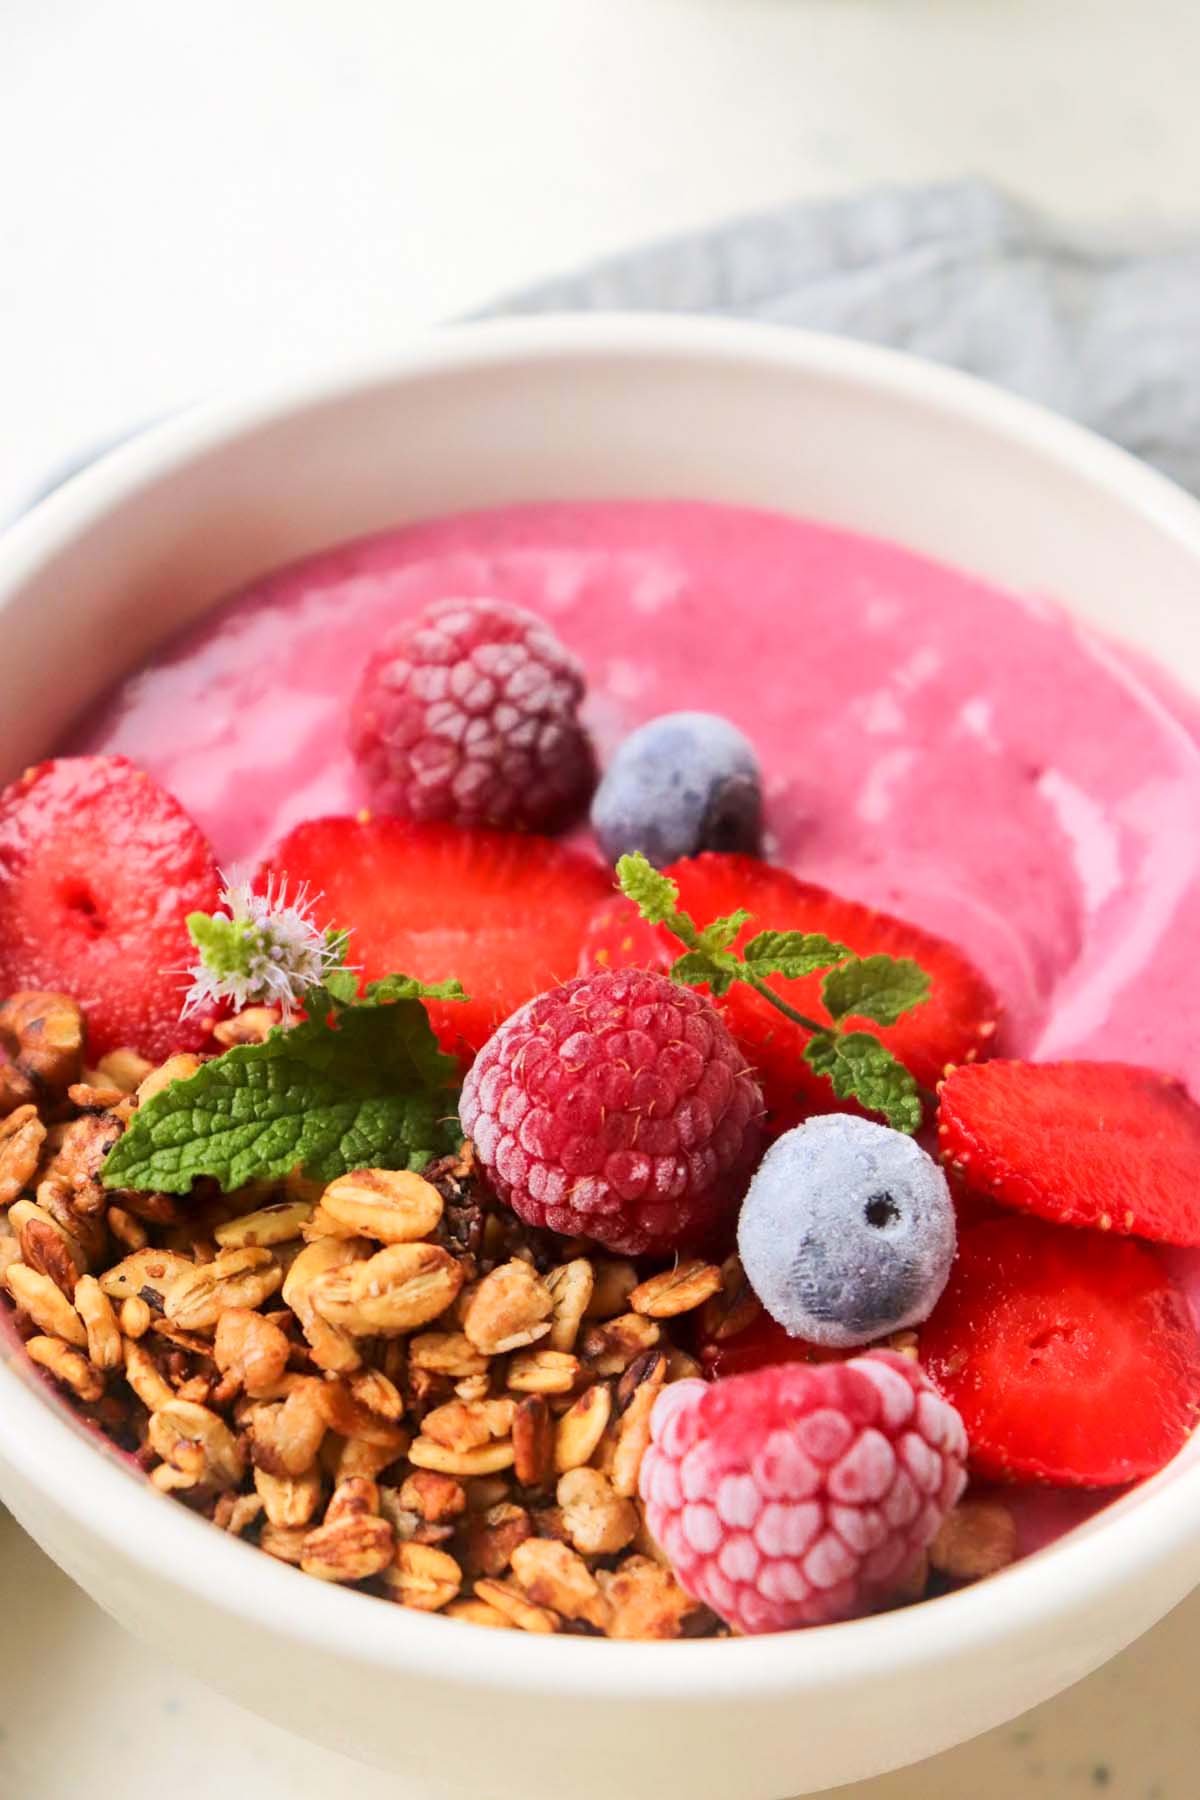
[2,316,1200,1798]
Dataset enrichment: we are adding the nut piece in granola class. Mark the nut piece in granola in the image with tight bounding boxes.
[72,1273,123,1370]
[0,992,85,1090]
[301,1510,395,1583]
[459,1501,533,1577]
[5,1261,87,1347]
[471,1577,558,1634]
[255,1464,323,1529]
[311,1242,464,1338]
[544,1257,594,1351]
[557,1467,639,1557]
[99,1247,195,1306]
[149,1399,245,1490]
[213,1307,291,1398]
[581,1312,661,1376]
[929,1499,1018,1581]
[554,1382,613,1474]
[214,1200,315,1250]
[462,1259,554,1356]
[598,1555,709,1640]
[510,1537,611,1630]
[164,1247,283,1332]
[630,1261,723,1319]
[282,1235,370,1373]
[320,1168,444,1245]
[384,1542,462,1612]
[512,1395,554,1489]
[506,1348,580,1395]
[25,1334,104,1401]
[398,1470,466,1524]
[0,1105,46,1207]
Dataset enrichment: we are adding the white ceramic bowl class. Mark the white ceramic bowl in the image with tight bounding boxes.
[2,316,1200,1800]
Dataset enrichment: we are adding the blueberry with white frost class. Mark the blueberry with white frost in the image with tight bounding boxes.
[737,1114,956,1348]
[590,711,764,868]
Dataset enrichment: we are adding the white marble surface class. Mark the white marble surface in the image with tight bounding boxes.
[4,1,1200,1794]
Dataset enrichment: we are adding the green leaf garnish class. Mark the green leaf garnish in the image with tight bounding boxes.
[821,954,930,1027]
[743,929,852,981]
[803,1033,923,1134]
[104,973,467,1194]
[363,973,468,1007]
[616,851,931,1133]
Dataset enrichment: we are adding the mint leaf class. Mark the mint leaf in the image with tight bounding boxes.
[821,955,930,1026]
[697,910,751,954]
[804,1031,923,1133]
[364,973,467,1007]
[619,848,932,1122]
[669,949,738,997]
[616,854,685,927]
[103,993,462,1194]
[322,968,361,1006]
[743,929,850,981]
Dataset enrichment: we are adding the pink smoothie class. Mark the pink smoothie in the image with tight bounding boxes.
[58,498,1200,1555]
[69,499,1200,1101]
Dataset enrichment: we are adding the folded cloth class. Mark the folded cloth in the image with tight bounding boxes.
[488,179,1200,499]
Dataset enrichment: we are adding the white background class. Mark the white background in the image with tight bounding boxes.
[3,0,1200,523]
[3,2,1200,1795]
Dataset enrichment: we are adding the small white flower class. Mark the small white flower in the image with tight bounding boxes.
[181,873,350,1023]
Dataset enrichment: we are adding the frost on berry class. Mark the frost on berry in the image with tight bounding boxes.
[639,1350,968,1636]
[350,597,596,832]
[460,969,763,1256]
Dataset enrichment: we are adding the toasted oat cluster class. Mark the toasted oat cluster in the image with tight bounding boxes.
[0,991,1011,1636]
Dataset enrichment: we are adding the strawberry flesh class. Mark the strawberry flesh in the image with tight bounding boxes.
[920,1214,1200,1486]
[260,816,611,1062]
[938,1059,1200,1246]
[664,854,1000,1132]
[575,895,674,979]
[0,755,221,1061]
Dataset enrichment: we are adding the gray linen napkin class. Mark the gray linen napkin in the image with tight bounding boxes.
[489,179,1200,499]
[21,180,1200,513]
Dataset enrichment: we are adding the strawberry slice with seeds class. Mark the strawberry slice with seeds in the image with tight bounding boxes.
[0,755,221,1060]
[260,816,611,1062]
[664,854,1000,1132]
[920,1214,1200,1486]
[575,894,674,979]
[939,1060,1200,1246]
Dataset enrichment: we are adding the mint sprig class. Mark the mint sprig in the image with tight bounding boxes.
[616,853,929,1132]
[103,974,467,1194]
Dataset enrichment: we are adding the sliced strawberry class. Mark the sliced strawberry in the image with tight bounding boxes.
[0,755,221,1060]
[938,1060,1200,1246]
[920,1215,1200,1486]
[576,895,674,978]
[260,817,611,1061]
[665,854,999,1132]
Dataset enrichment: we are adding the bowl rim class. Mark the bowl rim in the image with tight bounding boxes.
[4,310,1200,1701]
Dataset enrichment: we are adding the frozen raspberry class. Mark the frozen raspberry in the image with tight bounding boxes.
[349,597,596,832]
[459,967,763,1256]
[640,1352,967,1634]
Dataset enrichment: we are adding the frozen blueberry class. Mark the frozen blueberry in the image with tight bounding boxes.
[590,711,763,868]
[737,1114,956,1348]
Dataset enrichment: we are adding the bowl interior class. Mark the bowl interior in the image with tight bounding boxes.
[3,314,1200,1699]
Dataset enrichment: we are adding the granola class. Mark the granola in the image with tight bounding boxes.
[0,1023,999,1641]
